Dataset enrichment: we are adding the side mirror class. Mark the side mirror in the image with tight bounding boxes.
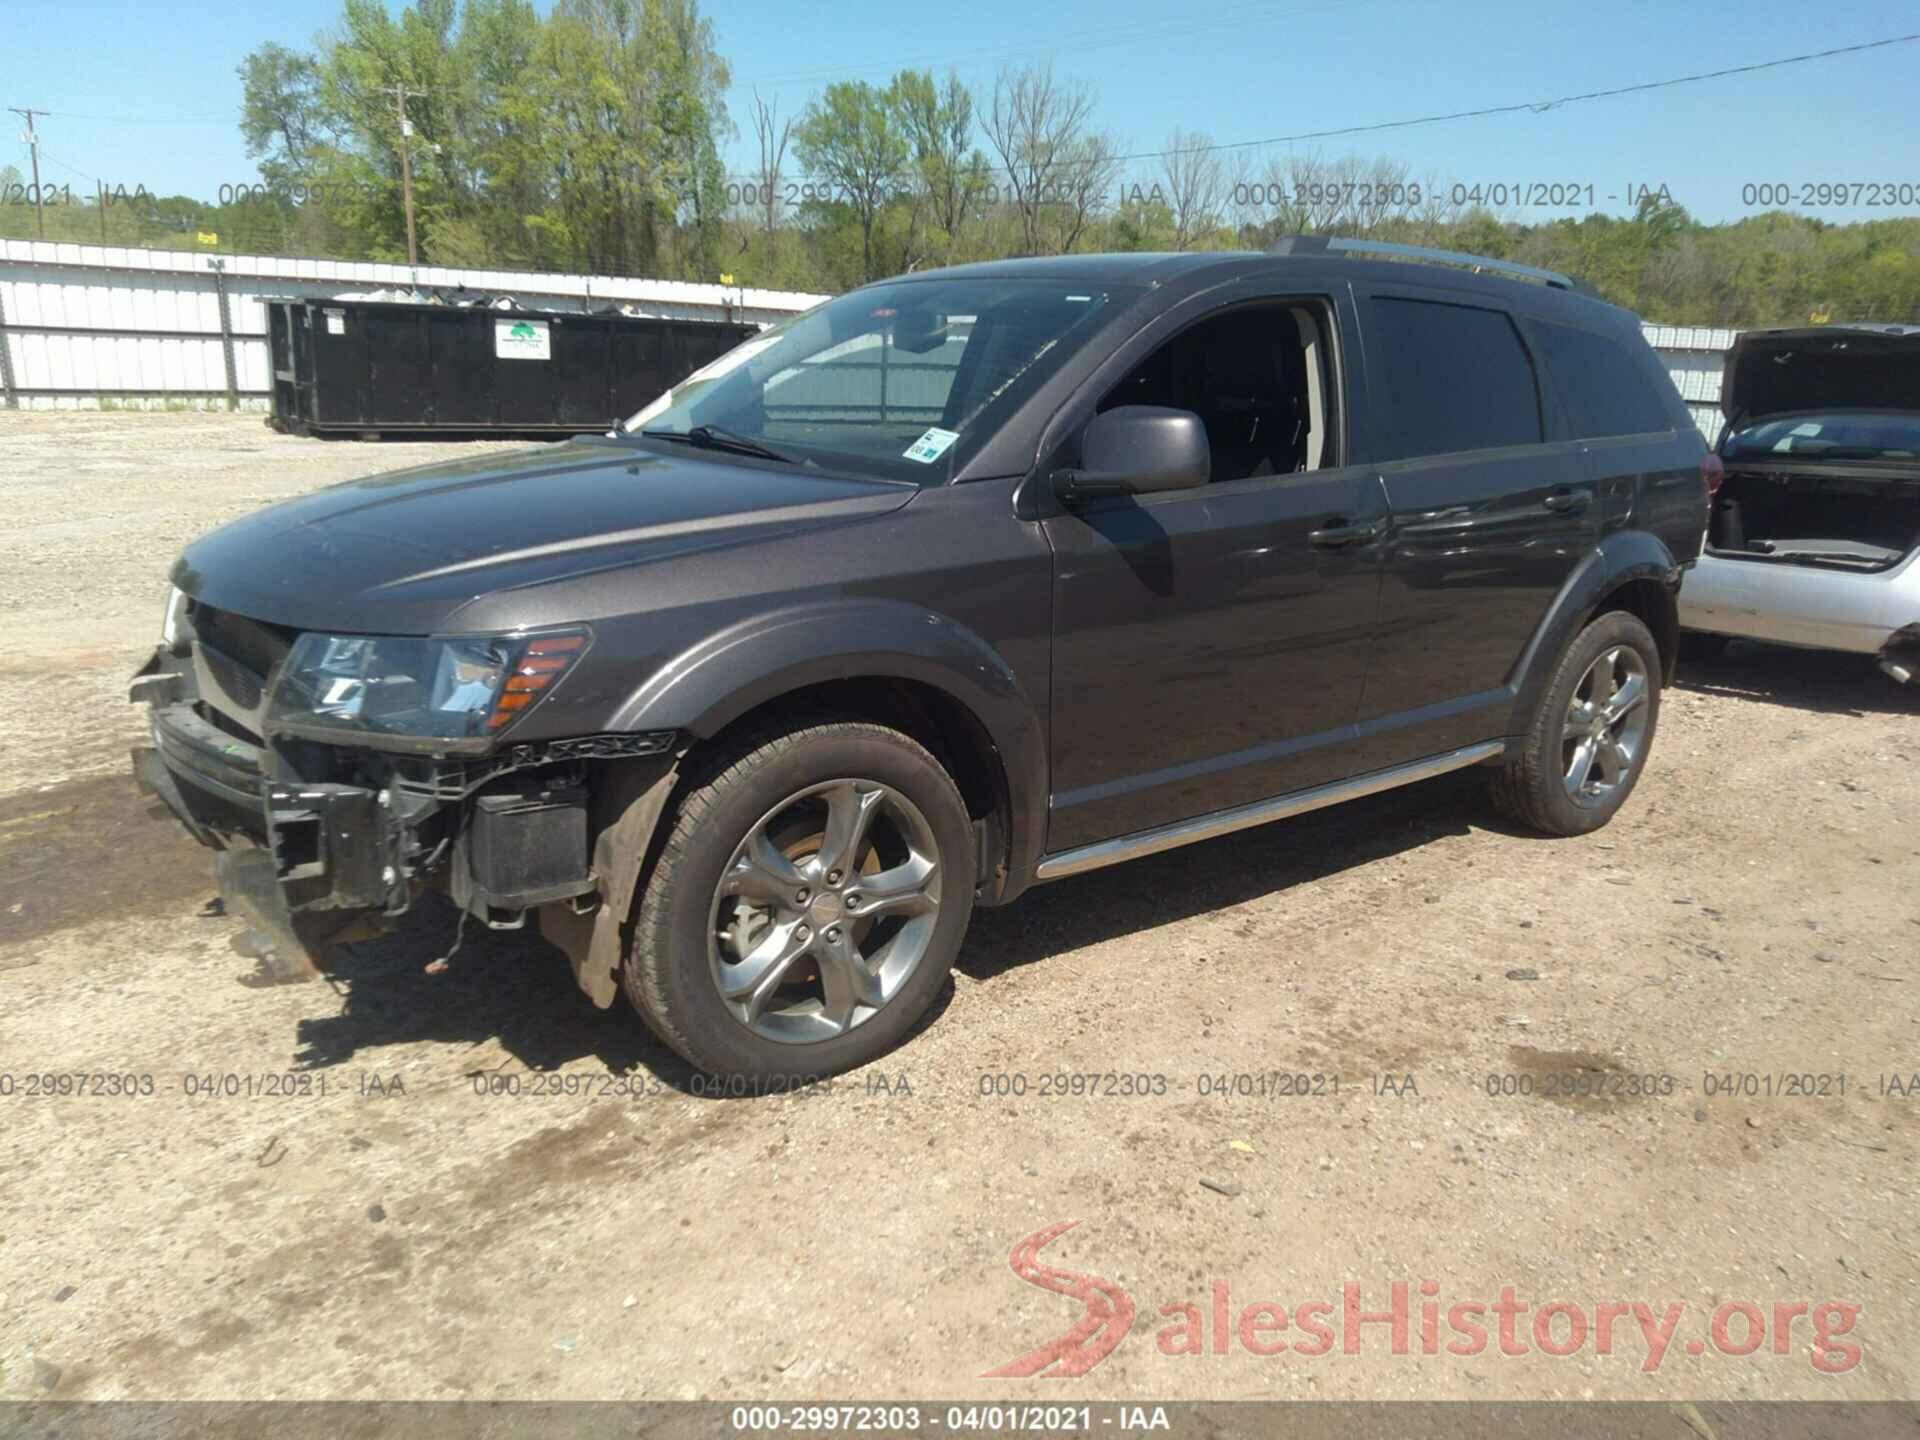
[1054,405,1210,503]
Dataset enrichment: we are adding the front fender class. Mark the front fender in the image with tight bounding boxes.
[609,599,1050,885]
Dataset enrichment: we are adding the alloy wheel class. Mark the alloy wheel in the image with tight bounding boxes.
[707,778,942,1044]
[1562,646,1650,806]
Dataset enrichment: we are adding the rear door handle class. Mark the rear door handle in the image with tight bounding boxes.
[1542,489,1591,513]
[1309,519,1383,549]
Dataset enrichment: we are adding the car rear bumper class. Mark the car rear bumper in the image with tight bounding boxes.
[1678,548,1920,657]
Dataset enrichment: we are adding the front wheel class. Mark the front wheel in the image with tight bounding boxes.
[625,720,977,1081]
[1491,611,1662,836]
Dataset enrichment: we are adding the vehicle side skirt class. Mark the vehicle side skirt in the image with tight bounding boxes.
[1031,740,1506,882]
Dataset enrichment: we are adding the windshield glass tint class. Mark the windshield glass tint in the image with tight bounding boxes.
[622,278,1129,481]
[1725,411,1920,459]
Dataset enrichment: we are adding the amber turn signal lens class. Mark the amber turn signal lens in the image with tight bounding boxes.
[486,629,590,731]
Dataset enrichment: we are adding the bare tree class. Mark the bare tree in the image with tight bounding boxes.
[1160,128,1226,250]
[983,63,1120,255]
[1401,171,1466,246]
[749,89,793,237]
[1238,148,1428,245]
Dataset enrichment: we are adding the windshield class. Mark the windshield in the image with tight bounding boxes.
[622,277,1132,482]
[1724,410,1920,460]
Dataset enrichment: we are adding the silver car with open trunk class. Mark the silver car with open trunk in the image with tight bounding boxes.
[1680,323,1920,682]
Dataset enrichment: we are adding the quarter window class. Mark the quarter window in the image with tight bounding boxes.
[1533,321,1677,438]
[1368,297,1542,461]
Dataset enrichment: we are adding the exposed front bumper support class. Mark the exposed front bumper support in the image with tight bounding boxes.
[215,846,394,981]
[132,638,668,994]
[132,638,414,977]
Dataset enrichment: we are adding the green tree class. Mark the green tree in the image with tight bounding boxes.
[889,70,989,265]
[795,81,911,282]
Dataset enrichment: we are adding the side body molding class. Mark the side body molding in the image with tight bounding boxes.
[609,599,1052,890]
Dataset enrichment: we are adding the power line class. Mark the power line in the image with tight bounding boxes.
[1107,30,1920,167]
[34,148,100,185]
[10,106,230,126]
[10,29,1918,198]
[722,29,1920,182]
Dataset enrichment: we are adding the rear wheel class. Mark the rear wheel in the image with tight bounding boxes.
[1492,611,1662,836]
[625,720,976,1080]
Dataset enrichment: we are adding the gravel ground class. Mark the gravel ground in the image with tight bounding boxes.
[0,411,1917,1405]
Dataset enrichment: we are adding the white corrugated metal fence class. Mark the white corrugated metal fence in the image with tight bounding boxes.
[0,240,826,411]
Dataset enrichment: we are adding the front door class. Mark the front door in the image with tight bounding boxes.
[1043,462,1386,853]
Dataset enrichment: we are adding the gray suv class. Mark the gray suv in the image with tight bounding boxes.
[132,238,1709,1080]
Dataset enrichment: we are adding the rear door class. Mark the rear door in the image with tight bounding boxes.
[1354,290,1596,771]
[1527,315,1709,565]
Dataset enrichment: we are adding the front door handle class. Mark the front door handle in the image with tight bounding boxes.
[1309,519,1383,549]
[1542,488,1591,514]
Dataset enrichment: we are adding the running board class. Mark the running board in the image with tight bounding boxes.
[1033,741,1507,882]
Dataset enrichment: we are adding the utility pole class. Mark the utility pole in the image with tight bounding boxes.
[383,85,426,265]
[8,107,45,240]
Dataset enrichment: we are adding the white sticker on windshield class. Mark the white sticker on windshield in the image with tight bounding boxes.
[1789,422,1824,436]
[903,426,960,464]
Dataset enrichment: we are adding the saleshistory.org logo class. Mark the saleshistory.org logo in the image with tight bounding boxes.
[983,1222,1862,1377]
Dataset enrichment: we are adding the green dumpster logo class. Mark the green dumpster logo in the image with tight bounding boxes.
[495,317,551,361]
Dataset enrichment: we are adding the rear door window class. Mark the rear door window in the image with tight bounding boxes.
[1367,297,1542,460]
[1532,321,1676,438]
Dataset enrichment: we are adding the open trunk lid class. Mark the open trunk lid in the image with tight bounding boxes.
[1721,324,1920,428]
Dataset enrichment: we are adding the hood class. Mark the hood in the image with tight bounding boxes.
[1722,324,1920,424]
[174,437,916,633]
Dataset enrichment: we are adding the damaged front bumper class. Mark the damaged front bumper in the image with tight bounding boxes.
[131,653,425,977]
[129,641,674,982]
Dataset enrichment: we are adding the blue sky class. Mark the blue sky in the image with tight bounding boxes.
[6,0,1918,224]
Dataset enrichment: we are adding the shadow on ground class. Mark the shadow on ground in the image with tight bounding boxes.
[20,760,1492,1081]
[0,774,212,953]
[959,768,1484,981]
[292,769,1489,1078]
[291,896,690,1080]
[1674,638,1920,718]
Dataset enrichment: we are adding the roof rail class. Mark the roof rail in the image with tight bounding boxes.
[1267,235,1594,294]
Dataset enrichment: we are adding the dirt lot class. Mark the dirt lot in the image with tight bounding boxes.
[1,411,1916,1405]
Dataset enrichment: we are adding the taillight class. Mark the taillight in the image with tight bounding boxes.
[1701,451,1725,499]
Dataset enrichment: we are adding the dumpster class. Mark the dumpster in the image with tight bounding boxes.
[266,299,760,437]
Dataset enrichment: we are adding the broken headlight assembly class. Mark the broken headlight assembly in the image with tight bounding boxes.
[266,628,590,753]
[160,584,189,650]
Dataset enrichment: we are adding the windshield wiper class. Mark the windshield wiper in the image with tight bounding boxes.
[640,424,796,465]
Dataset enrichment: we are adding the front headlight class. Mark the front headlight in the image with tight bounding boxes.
[160,585,188,649]
[267,628,589,749]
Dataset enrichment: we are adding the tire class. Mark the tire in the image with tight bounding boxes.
[1491,611,1663,837]
[625,719,977,1081]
